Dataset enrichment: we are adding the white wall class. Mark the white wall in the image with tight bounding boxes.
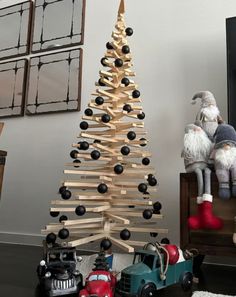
[0,0,234,246]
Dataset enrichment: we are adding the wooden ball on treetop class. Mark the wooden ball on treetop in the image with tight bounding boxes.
[140,138,147,147]
[59,186,67,194]
[121,77,130,86]
[121,146,130,155]
[114,164,124,174]
[122,45,130,54]
[115,58,123,67]
[123,104,132,113]
[80,121,89,130]
[50,211,59,217]
[120,229,131,240]
[100,238,112,251]
[46,233,57,244]
[59,215,68,222]
[153,202,162,211]
[101,57,108,66]
[70,150,78,159]
[101,114,111,123]
[85,108,93,116]
[61,189,72,200]
[125,27,133,36]
[80,141,89,150]
[95,96,104,105]
[132,90,140,98]
[91,150,100,160]
[97,183,108,194]
[138,112,145,120]
[98,78,106,86]
[127,131,136,140]
[58,228,69,240]
[73,159,81,168]
[149,177,157,186]
[142,157,150,166]
[143,209,153,220]
[138,183,148,193]
[106,42,114,50]
[75,205,86,216]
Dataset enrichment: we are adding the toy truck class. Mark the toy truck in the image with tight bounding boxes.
[115,245,193,297]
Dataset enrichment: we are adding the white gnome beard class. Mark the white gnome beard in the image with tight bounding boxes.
[183,130,212,161]
[215,147,236,169]
[201,105,219,121]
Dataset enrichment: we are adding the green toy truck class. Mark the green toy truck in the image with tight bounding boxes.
[115,248,193,297]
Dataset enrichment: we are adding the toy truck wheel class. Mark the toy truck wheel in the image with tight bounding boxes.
[180,272,193,291]
[140,283,156,297]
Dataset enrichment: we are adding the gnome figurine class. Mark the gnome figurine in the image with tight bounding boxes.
[211,124,236,200]
[192,91,223,140]
[182,124,223,230]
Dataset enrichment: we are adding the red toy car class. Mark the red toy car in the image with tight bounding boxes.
[79,270,117,297]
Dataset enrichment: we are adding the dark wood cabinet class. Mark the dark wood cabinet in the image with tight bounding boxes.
[0,150,7,200]
[180,173,236,256]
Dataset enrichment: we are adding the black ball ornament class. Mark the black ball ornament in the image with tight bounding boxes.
[114,164,124,174]
[97,183,108,194]
[80,141,89,150]
[59,215,68,222]
[70,150,78,159]
[132,90,140,98]
[101,57,108,66]
[95,96,104,105]
[140,138,147,147]
[94,139,101,144]
[120,229,131,240]
[121,77,130,86]
[46,233,57,244]
[142,157,150,166]
[91,150,100,160]
[100,238,112,251]
[127,131,136,140]
[73,159,81,168]
[50,211,59,217]
[58,228,69,240]
[75,205,86,216]
[143,209,153,220]
[115,58,123,67]
[59,186,67,194]
[85,108,93,116]
[121,146,130,155]
[149,177,157,186]
[61,189,72,200]
[123,104,132,113]
[122,45,130,54]
[161,237,170,244]
[153,202,162,212]
[153,209,161,215]
[101,114,111,123]
[98,78,106,86]
[138,112,145,120]
[138,183,148,193]
[106,42,114,50]
[150,232,158,238]
[80,121,89,130]
[125,27,133,36]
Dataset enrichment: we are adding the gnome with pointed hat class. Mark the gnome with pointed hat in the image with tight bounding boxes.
[181,124,223,230]
[192,91,223,140]
[211,124,236,200]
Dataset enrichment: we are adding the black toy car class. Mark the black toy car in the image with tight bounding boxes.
[37,246,83,296]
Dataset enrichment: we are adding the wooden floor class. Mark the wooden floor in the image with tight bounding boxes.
[0,243,235,297]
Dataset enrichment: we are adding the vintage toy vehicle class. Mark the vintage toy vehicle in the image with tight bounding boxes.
[37,246,83,296]
[115,244,193,297]
[79,270,117,297]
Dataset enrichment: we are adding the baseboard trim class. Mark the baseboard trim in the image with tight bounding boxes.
[0,231,44,246]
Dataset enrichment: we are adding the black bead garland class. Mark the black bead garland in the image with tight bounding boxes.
[153,202,162,211]
[125,27,134,36]
[114,164,124,174]
[73,159,81,168]
[150,232,158,238]
[161,238,170,244]
[122,45,130,54]
[115,58,123,67]
[123,104,132,113]
[143,209,153,220]
[80,141,89,150]
[100,238,112,250]
[59,186,67,194]
[50,211,59,217]
[121,77,130,86]
[142,158,150,166]
[95,96,104,105]
[101,57,108,66]
[61,190,72,200]
[138,183,148,193]
[148,177,157,186]
[59,215,68,222]
[98,79,106,86]
[127,131,136,140]
[140,138,147,147]
[80,121,89,130]
[121,146,130,155]
[120,229,131,240]
[70,150,78,159]
[85,108,93,116]
[91,150,101,160]
[101,114,111,123]
[132,90,140,98]
[97,183,108,194]
[75,205,86,216]
[106,42,114,50]
[58,228,69,240]
[46,232,57,244]
[137,112,145,120]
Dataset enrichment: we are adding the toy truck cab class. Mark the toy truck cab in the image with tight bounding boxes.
[116,249,193,297]
[37,246,83,296]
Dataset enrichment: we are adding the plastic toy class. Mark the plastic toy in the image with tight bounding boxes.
[37,246,83,296]
[115,243,193,297]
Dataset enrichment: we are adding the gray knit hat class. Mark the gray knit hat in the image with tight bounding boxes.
[214,124,236,149]
[192,91,216,107]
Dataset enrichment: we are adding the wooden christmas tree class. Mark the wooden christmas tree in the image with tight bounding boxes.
[42,0,168,253]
